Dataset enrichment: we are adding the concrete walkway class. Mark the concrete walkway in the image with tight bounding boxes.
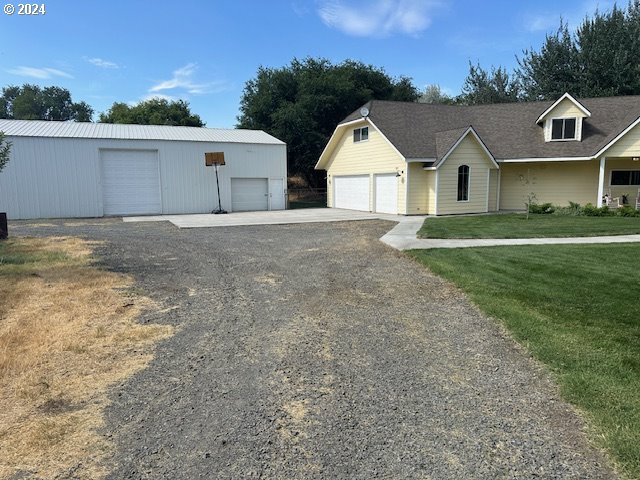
[380,217,640,250]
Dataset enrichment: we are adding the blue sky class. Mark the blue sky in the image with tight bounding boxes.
[0,0,614,128]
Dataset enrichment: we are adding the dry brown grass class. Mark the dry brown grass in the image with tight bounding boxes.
[0,237,174,479]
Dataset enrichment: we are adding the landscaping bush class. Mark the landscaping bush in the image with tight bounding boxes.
[553,202,583,216]
[617,206,640,217]
[582,203,614,217]
[529,203,555,214]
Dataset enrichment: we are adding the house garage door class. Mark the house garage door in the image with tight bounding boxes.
[334,175,370,211]
[231,178,268,211]
[374,173,398,214]
[101,150,161,216]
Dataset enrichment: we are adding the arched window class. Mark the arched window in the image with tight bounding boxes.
[457,165,469,201]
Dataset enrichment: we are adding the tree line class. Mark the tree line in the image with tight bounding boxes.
[1,2,639,183]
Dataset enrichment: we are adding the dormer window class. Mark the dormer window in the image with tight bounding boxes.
[551,118,577,141]
[353,127,368,143]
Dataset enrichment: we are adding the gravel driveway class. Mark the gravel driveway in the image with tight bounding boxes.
[13,219,615,479]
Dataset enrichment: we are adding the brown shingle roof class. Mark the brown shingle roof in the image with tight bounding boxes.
[340,96,640,160]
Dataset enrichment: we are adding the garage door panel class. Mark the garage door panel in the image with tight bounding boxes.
[375,173,398,214]
[231,178,269,212]
[334,175,370,211]
[101,150,161,216]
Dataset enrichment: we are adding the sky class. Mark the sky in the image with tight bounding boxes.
[0,0,616,128]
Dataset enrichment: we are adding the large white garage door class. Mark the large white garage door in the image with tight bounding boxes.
[374,173,398,214]
[101,150,161,216]
[231,178,269,211]
[334,175,370,211]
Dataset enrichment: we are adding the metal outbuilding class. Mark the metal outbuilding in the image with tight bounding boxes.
[0,119,287,220]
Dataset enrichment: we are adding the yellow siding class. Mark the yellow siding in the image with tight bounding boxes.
[488,169,499,212]
[604,157,640,201]
[436,135,496,215]
[326,120,406,213]
[602,122,640,157]
[546,98,587,118]
[406,162,432,214]
[499,161,599,209]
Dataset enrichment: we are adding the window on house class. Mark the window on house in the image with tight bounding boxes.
[457,165,470,201]
[551,118,577,140]
[611,170,640,185]
[353,126,369,143]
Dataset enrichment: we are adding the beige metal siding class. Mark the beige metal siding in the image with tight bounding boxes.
[325,120,406,213]
[406,162,432,214]
[488,169,499,212]
[602,122,640,157]
[436,135,495,215]
[499,161,599,210]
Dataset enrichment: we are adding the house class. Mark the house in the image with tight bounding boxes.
[315,93,640,215]
[0,119,287,219]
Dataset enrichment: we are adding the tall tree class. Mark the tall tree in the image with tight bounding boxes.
[99,98,204,127]
[459,63,520,105]
[237,57,419,182]
[0,84,93,121]
[0,132,11,173]
[418,84,454,104]
[518,3,640,99]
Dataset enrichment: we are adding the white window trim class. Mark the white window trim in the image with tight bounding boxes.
[457,164,470,203]
[608,169,640,186]
[549,117,578,142]
[353,126,369,143]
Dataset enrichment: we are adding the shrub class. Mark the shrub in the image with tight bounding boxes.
[583,203,614,217]
[529,203,555,214]
[553,202,583,216]
[617,206,640,217]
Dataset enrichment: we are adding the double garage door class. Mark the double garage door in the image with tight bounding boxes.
[333,174,398,214]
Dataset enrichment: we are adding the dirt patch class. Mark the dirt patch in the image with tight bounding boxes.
[0,237,173,479]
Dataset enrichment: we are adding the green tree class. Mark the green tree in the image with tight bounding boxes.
[237,57,419,182]
[99,98,204,127]
[0,132,11,173]
[0,84,93,121]
[459,63,520,105]
[418,84,454,104]
[517,3,640,99]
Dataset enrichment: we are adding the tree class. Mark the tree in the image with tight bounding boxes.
[237,57,419,183]
[418,84,454,104]
[0,84,93,121]
[99,98,204,127]
[0,132,10,173]
[517,3,640,99]
[459,63,520,105]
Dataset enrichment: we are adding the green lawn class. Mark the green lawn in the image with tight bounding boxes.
[408,244,640,478]
[418,213,640,239]
[288,199,326,209]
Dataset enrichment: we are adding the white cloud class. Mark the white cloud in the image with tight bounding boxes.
[317,0,442,38]
[7,66,73,79]
[86,57,119,69]
[524,13,559,32]
[149,63,229,95]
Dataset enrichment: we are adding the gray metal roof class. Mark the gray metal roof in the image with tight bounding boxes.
[0,119,285,145]
[340,96,640,160]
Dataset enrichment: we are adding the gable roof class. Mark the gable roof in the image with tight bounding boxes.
[434,126,498,169]
[0,119,285,145]
[332,95,640,162]
[535,92,591,123]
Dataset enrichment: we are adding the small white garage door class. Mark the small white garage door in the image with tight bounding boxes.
[101,149,161,216]
[334,175,370,211]
[231,178,269,211]
[374,173,398,214]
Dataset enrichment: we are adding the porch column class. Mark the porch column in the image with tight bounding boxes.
[597,157,606,207]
